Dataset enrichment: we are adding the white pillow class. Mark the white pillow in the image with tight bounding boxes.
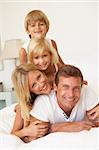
[0,134,24,150]
[19,129,99,150]
[0,103,17,133]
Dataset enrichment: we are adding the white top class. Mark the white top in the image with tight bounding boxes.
[30,86,98,123]
[21,39,30,53]
[21,38,53,53]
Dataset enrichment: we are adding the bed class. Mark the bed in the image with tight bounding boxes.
[0,103,99,150]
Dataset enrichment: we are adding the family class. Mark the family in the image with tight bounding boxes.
[10,10,99,143]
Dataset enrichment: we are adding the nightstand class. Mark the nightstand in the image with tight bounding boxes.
[0,91,17,109]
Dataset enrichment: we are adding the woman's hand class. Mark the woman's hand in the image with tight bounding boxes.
[24,121,50,142]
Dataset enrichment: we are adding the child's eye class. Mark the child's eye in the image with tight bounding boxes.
[43,54,47,58]
[34,56,39,59]
[30,24,35,27]
[40,22,44,26]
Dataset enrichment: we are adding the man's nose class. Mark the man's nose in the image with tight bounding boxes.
[68,90,74,97]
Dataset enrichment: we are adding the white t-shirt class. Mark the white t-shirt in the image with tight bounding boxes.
[30,86,98,123]
[21,38,53,53]
[21,39,30,53]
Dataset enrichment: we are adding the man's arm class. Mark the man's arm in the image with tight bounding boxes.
[50,120,94,133]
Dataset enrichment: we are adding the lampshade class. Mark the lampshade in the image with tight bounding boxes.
[0,39,23,60]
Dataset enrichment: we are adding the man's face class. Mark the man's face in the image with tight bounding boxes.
[56,76,82,114]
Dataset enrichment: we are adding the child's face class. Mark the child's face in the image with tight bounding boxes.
[28,70,51,94]
[27,20,47,39]
[32,50,52,71]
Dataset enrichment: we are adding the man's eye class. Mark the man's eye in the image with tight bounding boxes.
[74,87,81,92]
[63,86,69,90]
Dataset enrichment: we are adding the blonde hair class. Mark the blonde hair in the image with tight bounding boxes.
[28,38,59,66]
[12,64,38,120]
[24,10,49,36]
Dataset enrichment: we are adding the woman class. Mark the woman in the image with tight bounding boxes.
[11,63,52,142]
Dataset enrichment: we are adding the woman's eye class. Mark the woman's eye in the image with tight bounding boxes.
[32,83,36,88]
[37,74,41,80]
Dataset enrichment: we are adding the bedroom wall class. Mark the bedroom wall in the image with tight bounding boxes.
[0,1,98,95]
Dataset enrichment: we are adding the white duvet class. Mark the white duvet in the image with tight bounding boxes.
[0,104,99,150]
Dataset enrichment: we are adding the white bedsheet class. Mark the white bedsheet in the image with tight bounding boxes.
[0,104,99,150]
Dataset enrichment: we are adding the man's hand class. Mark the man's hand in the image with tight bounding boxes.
[50,121,94,133]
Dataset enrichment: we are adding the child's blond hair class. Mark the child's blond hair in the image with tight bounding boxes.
[24,10,50,37]
[28,38,59,65]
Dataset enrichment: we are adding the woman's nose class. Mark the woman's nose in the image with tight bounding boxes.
[36,81,43,87]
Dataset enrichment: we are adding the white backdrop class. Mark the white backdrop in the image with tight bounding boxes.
[0,1,98,95]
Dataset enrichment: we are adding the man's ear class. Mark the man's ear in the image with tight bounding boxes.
[53,82,57,91]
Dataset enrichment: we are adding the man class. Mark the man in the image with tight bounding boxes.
[30,65,99,133]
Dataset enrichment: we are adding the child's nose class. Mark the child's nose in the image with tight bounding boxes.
[36,24,40,29]
[39,58,44,64]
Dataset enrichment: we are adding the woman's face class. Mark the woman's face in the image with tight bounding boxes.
[28,70,51,94]
[32,50,51,71]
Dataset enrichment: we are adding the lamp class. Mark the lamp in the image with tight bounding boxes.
[0,39,23,63]
[0,39,23,91]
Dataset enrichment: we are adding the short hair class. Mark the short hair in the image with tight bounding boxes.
[28,38,59,65]
[24,10,50,38]
[55,65,83,86]
[12,63,38,120]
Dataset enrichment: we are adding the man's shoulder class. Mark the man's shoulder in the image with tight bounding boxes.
[80,85,98,110]
[81,85,97,97]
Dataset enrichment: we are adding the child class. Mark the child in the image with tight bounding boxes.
[28,38,61,87]
[20,9,64,66]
